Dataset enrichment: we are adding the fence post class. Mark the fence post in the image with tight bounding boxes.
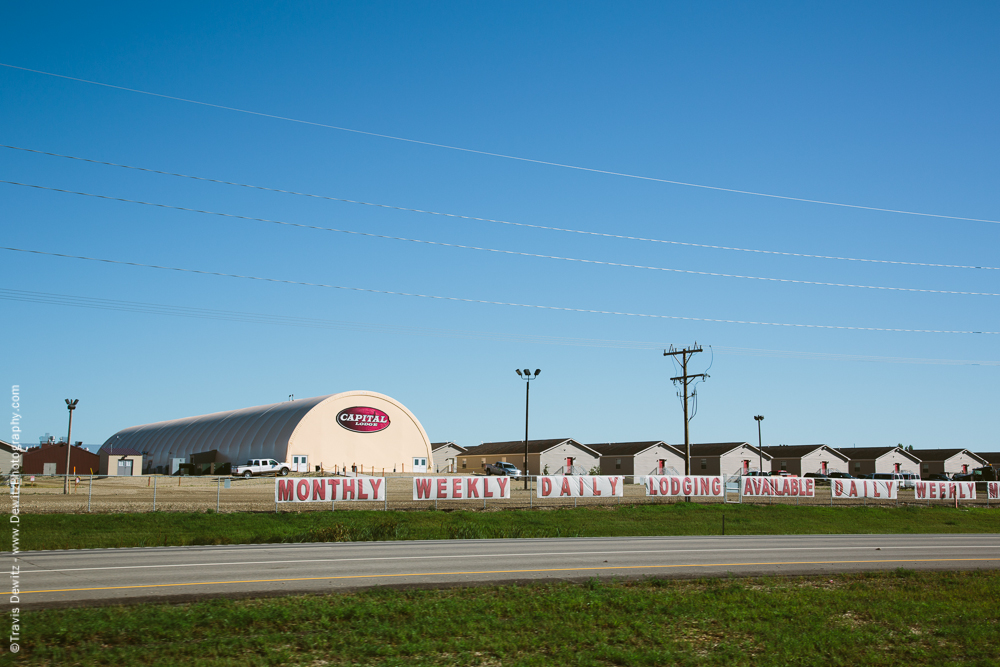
[88,474,93,512]
[529,476,532,509]
[216,476,221,513]
[153,475,157,511]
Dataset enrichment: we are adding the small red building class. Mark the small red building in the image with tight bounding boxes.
[22,442,100,476]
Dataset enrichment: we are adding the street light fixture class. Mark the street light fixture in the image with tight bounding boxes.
[64,399,79,494]
[754,415,764,474]
[516,368,540,490]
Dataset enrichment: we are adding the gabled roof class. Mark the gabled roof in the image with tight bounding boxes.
[469,438,598,456]
[834,446,922,463]
[689,442,772,460]
[431,441,468,454]
[762,444,850,462]
[587,441,684,457]
[910,449,988,465]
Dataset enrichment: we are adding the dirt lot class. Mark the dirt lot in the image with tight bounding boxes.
[2,473,993,514]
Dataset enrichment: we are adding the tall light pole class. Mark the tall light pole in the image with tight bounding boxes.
[754,415,764,474]
[64,399,79,494]
[515,368,540,490]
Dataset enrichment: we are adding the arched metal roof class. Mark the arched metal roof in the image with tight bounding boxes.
[101,395,333,465]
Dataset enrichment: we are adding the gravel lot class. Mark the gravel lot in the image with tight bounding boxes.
[2,474,993,513]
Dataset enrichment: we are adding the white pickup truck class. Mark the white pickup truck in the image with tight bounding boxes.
[232,458,290,478]
[484,461,522,478]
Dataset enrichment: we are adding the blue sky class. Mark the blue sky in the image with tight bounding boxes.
[2,1,998,451]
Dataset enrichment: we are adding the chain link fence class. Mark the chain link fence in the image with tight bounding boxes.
[1,474,996,514]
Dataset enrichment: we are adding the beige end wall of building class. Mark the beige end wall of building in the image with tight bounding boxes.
[100,454,143,476]
[539,443,598,475]
[432,445,465,472]
[287,391,433,475]
[847,451,919,476]
[920,452,984,478]
[718,445,770,477]
[603,447,683,477]
[640,447,684,476]
[771,450,849,476]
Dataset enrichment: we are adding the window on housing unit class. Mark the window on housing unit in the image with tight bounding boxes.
[701,459,707,470]
[481,458,486,468]
[781,461,787,470]
[462,460,466,469]
[615,458,621,469]
[854,462,861,471]
[922,464,928,472]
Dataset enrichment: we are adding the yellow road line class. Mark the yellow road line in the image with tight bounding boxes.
[14,558,999,595]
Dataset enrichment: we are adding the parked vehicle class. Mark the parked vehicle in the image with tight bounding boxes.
[232,459,290,478]
[954,466,999,490]
[898,472,919,489]
[871,472,909,487]
[769,470,793,477]
[827,472,857,480]
[484,461,522,478]
[803,472,830,486]
[925,473,951,481]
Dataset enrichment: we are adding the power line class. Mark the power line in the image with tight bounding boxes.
[6,287,998,363]
[5,143,997,271]
[710,345,1000,366]
[2,245,997,334]
[0,288,659,349]
[2,62,997,225]
[7,180,1000,297]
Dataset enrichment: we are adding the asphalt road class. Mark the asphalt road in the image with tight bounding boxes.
[14,533,1000,608]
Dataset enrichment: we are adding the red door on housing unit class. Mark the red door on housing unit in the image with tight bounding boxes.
[821,461,828,474]
[657,459,666,474]
[743,460,749,474]
[894,462,900,473]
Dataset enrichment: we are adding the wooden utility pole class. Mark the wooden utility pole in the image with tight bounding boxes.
[664,345,707,477]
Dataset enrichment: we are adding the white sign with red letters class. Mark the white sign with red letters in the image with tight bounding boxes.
[275,477,385,502]
[988,482,999,500]
[740,476,815,497]
[645,475,724,497]
[914,481,976,500]
[413,476,511,500]
[537,476,623,498]
[831,479,898,499]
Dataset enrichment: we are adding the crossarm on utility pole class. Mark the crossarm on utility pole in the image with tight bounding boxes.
[664,346,707,481]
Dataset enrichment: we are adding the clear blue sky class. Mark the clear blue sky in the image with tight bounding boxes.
[2,1,998,451]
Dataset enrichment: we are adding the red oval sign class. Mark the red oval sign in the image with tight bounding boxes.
[337,406,390,433]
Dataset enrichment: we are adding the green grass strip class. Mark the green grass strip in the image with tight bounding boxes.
[5,503,999,552]
[14,569,1000,666]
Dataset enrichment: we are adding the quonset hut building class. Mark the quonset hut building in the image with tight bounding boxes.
[101,391,434,475]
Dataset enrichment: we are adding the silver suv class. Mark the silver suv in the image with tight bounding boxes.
[871,472,915,489]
